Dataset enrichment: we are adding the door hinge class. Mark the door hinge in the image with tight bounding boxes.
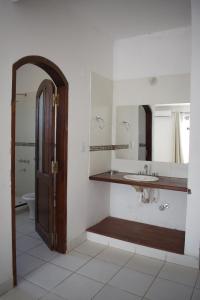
[53,94,59,106]
[51,161,58,174]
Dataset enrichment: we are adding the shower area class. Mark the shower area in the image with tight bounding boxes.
[15,63,51,216]
[15,92,36,210]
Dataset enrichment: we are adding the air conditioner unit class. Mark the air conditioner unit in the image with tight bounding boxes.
[154,110,172,117]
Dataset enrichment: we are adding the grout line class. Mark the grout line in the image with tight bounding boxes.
[189,273,200,300]
[39,291,66,300]
[142,259,166,299]
[17,260,47,281]
[20,251,56,264]
[157,274,199,289]
[91,251,139,299]
[16,242,44,256]
[49,254,94,272]
[28,242,110,297]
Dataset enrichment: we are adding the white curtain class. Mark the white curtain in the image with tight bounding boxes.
[172,112,184,163]
[172,112,190,164]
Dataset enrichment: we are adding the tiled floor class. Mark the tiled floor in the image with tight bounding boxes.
[1,210,200,300]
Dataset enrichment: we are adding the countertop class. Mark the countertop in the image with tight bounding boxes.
[89,171,189,193]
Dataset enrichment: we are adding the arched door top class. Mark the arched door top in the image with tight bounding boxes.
[13,55,68,88]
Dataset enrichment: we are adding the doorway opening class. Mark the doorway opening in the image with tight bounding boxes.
[11,56,68,286]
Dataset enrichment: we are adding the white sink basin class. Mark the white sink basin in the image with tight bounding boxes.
[123,174,159,182]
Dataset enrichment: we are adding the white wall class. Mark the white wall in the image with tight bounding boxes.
[16,64,51,94]
[111,28,190,232]
[115,105,139,160]
[185,0,200,257]
[89,72,113,175]
[110,184,187,230]
[114,74,190,105]
[0,0,113,289]
[114,27,191,80]
[16,93,36,197]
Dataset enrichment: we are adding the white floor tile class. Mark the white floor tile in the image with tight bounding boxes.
[16,231,24,239]
[126,254,164,276]
[25,263,72,290]
[109,267,154,296]
[146,278,193,300]
[16,248,24,257]
[16,211,30,224]
[41,293,65,300]
[192,289,200,300]
[159,262,199,287]
[96,247,133,266]
[53,273,103,300]
[75,240,106,257]
[0,288,35,300]
[51,251,91,271]
[77,258,120,283]
[17,279,48,299]
[16,222,35,235]
[27,244,59,262]
[16,236,42,252]
[94,285,141,300]
[17,253,45,277]
[195,274,200,289]
[27,231,42,241]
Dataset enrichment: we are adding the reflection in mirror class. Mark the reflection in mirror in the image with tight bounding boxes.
[115,103,190,164]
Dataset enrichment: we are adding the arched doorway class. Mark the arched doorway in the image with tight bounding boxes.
[11,56,68,285]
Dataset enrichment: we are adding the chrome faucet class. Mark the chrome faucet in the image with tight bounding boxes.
[138,164,158,176]
[144,164,148,175]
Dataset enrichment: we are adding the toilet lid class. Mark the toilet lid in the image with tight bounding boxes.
[22,193,35,201]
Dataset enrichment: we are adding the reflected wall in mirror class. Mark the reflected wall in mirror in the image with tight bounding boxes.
[115,103,190,164]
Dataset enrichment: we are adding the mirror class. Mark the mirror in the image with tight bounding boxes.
[90,72,190,168]
[115,103,190,163]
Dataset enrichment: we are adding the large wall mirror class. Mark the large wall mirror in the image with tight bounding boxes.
[89,73,190,172]
[115,103,190,163]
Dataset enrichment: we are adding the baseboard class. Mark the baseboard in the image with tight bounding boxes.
[87,232,199,269]
[68,232,87,252]
[0,279,13,296]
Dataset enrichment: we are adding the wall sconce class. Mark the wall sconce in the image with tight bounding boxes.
[96,115,105,129]
[121,120,130,131]
[149,77,157,85]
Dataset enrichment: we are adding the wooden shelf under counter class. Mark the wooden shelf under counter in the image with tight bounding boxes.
[89,171,189,193]
[87,217,185,254]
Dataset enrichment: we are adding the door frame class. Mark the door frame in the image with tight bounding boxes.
[142,105,152,161]
[11,55,68,286]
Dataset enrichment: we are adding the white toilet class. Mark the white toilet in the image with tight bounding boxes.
[22,193,35,219]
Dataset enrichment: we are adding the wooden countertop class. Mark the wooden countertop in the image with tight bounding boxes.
[89,171,189,193]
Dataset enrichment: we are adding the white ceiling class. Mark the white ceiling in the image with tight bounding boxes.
[11,0,191,40]
[70,0,191,40]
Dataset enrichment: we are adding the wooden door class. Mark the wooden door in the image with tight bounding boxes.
[35,79,56,249]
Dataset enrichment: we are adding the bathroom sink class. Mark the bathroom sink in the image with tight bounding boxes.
[123,174,159,182]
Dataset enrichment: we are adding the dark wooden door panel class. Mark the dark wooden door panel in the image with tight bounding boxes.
[36,174,52,246]
[35,79,55,249]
